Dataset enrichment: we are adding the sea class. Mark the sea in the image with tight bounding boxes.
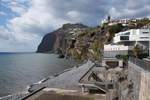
[0,52,77,97]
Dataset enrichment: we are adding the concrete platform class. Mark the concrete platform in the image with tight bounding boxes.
[26,88,106,100]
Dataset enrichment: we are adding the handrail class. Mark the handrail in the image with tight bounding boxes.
[129,57,150,72]
[78,65,95,83]
[22,86,46,100]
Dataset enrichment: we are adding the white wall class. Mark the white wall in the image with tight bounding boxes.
[104,44,133,51]
[113,29,150,43]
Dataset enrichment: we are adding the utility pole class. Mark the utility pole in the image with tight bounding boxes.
[149,40,150,58]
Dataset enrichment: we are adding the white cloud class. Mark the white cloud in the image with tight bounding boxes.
[67,10,81,22]
[0,26,42,52]
[0,26,12,40]
[0,0,71,52]
[109,7,121,18]
[0,11,7,16]
[109,0,150,19]
[1,0,150,52]
[7,1,28,15]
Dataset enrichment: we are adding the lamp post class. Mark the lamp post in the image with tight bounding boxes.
[149,40,150,58]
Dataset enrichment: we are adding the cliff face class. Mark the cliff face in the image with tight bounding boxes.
[37,22,130,60]
[37,18,150,58]
[37,23,106,61]
[37,33,56,52]
[37,23,88,53]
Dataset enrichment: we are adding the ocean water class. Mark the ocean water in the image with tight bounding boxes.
[0,53,77,97]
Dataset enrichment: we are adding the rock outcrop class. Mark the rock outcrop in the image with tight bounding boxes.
[37,33,56,52]
[38,19,147,60]
[37,23,107,60]
[37,23,88,53]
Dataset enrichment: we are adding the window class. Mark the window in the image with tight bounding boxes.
[124,32,130,35]
[120,36,129,40]
[140,37,149,39]
[142,32,149,34]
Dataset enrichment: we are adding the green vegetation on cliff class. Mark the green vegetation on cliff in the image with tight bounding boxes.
[66,27,104,61]
[37,17,150,61]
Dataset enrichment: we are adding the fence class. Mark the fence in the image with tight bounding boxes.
[129,57,150,72]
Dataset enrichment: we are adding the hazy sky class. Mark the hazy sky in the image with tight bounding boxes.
[0,0,150,52]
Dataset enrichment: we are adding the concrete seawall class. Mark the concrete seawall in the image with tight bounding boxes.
[128,59,150,100]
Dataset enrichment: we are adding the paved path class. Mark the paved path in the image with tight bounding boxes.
[43,60,94,90]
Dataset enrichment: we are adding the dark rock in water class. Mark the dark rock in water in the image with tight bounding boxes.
[58,54,65,58]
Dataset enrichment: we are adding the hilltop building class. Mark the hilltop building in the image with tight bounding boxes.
[104,29,150,58]
[113,29,150,47]
[101,15,111,25]
[101,17,150,27]
[102,21,150,100]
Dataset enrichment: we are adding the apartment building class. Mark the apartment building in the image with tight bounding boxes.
[103,29,150,59]
[113,29,150,48]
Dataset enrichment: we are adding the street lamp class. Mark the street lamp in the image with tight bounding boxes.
[149,40,150,58]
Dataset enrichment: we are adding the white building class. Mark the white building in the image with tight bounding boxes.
[103,29,150,58]
[108,19,130,26]
[104,44,133,51]
[113,29,150,49]
[104,44,133,58]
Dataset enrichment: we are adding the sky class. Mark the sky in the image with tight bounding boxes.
[0,0,150,52]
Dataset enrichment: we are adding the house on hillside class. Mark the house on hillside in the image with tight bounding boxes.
[102,29,150,68]
[113,29,150,48]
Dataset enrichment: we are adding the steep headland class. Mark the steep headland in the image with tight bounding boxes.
[37,18,150,60]
[37,23,88,53]
[3,17,150,100]
[37,23,106,60]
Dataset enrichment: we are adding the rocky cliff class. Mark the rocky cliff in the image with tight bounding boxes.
[37,33,56,52]
[37,18,150,60]
[37,23,107,60]
[37,23,88,53]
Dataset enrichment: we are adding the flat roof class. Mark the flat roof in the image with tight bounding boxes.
[143,58,150,62]
[102,57,121,60]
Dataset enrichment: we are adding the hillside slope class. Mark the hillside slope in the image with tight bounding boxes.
[37,18,150,60]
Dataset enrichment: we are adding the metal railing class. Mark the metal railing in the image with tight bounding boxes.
[129,57,150,72]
